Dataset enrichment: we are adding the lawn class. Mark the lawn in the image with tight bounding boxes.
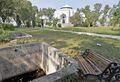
[0,27,120,82]
[52,26,120,36]
[13,27,120,62]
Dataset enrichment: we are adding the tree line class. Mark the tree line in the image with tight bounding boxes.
[0,0,120,28]
[70,2,120,27]
[0,0,55,28]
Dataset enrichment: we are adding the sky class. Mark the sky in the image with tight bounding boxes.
[30,0,120,9]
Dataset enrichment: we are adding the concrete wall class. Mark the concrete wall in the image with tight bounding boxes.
[40,42,74,74]
[33,42,78,82]
[0,42,78,82]
[0,42,43,81]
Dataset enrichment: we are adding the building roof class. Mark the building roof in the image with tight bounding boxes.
[60,5,73,9]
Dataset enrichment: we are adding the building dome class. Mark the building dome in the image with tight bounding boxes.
[61,5,73,9]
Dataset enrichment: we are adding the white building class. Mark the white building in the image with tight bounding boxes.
[54,5,76,27]
[40,15,49,27]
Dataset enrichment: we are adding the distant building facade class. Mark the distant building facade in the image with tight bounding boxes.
[54,5,76,27]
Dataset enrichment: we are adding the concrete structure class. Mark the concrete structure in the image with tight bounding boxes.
[0,42,78,82]
[10,32,32,39]
[54,5,76,27]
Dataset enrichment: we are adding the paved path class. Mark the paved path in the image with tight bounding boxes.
[49,29,120,40]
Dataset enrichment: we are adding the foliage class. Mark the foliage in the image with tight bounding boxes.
[100,5,111,26]
[0,28,4,34]
[38,8,56,20]
[70,11,81,26]
[46,22,52,26]
[0,0,120,27]
[0,31,10,42]
[81,5,94,27]
[0,24,15,31]
[93,3,102,26]
[16,15,21,27]
[110,3,120,26]
[58,23,62,27]
[35,17,42,27]
[0,0,15,23]
[81,3,102,27]
[52,18,59,27]
[0,0,39,27]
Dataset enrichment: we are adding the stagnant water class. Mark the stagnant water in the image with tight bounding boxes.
[2,68,46,82]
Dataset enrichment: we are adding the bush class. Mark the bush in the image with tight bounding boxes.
[0,32,10,42]
[1,24,16,31]
[46,22,52,26]
[58,23,62,27]
[0,29,5,34]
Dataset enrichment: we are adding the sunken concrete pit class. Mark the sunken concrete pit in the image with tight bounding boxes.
[0,42,78,82]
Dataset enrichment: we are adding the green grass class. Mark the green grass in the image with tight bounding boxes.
[0,27,120,82]
[52,26,120,36]
[0,30,11,45]
[14,27,120,62]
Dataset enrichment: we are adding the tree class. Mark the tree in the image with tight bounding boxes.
[111,6,120,26]
[81,5,90,27]
[52,18,59,27]
[70,11,81,26]
[38,8,56,20]
[16,15,21,27]
[82,5,97,27]
[31,6,38,27]
[93,3,102,26]
[15,0,38,27]
[0,0,15,23]
[0,0,40,27]
[94,3,102,13]
[100,5,110,26]
[117,1,120,6]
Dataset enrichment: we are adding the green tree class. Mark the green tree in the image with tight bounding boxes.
[93,3,102,26]
[70,11,81,26]
[0,0,40,28]
[31,6,38,27]
[0,0,15,23]
[16,15,21,27]
[100,5,110,26]
[38,8,55,20]
[82,5,96,27]
[15,0,38,27]
[94,3,102,13]
[111,6,120,26]
[53,18,59,27]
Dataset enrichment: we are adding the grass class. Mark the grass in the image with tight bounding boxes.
[0,30,11,45]
[52,26,120,36]
[14,27,120,62]
[0,27,120,62]
[0,27,120,82]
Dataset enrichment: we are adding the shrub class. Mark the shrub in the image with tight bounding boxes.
[53,18,59,27]
[0,32,10,42]
[0,29,5,34]
[1,24,16,31]
[58,23,62,27]
[46,22,52,26]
